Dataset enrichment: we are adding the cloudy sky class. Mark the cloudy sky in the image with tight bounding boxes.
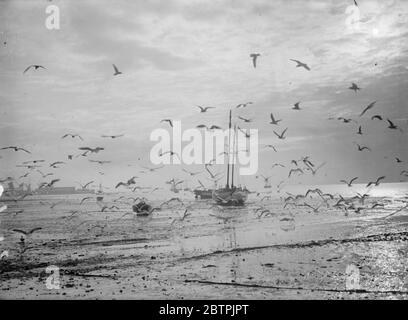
[0,0,407,191]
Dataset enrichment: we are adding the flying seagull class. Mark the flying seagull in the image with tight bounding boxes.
[288,168,304,178]
[112,64,122,76]
[76,181,94,189]
[62,133,83,140]
[50,161,65,168]
[292,102,301,110]
[355,143,371,152]
[23,159,45,164]
[1,146,31,154]
[272,163,285,169]
[161,119,173,127]
[238,116,252,123]
[263,145,277,152]
[101,134,124,139]
[366,176,385,188]
[387,119,399,130]
[250,53,261,68]
[39,179,60,188]
[359,101,377,117]
[273,128,288,140]
[290,59,310,71]
[89,160,111,165]
[78,147,104,153]
[235,102,253,109]
[159,150,181,161]
[23,65,46,74]
[349,83,361,92]
[12,228,42,236]
[140,165,164,172]
[37,170,53,178]
[340,177,358,187]
[182,169,203,176]
[196,106,214,113]
[337,117,355,124]
[269,113,282,125]
[115,176,138,189]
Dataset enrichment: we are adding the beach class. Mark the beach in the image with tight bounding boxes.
[1,183,407,300]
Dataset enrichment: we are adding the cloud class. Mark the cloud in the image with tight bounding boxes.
[0,0,407,188]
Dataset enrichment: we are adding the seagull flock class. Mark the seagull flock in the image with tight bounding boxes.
[1,2,407,255]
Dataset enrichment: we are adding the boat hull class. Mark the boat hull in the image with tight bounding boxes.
[194,189,213,199]
[212,188,248,206]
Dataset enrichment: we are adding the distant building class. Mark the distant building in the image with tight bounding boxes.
[34,186,95,195]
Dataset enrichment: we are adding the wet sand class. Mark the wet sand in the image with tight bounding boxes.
[0,194,407,299]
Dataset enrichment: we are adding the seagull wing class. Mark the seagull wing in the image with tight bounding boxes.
[12,229,28,235]
[360,102,375,117]
[23,65,33,74]
[19,148,31,154]
[28,227,42,235]
[377,176,386,184]
[112,64,119,73]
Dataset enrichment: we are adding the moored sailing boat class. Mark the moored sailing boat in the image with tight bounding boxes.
[96,183,104,202]
[212,110,249,206]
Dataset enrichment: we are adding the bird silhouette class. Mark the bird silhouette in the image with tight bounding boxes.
[112,64,122,76]
[269,113,282,125]
[238,116,252,123]
[23,65,46,74]
[12,228,42,236]
[387,119,399,130]
[78,147,104,153]
[62,133,83,140]
[354,143,371,152]
[340,177,358,187]
[273,128,288,139]
[1,146,31,154]
[250,53,261,68]
[196,106,214,113]
[292,102,301,110]
[290,59,310,70]
[359,101,377,117]
[235,102,253,109]
[161,119,173,127]
[349,83,361,92]
[366,176,385,188]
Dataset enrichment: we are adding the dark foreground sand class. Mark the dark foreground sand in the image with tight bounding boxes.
[0,201,407,299]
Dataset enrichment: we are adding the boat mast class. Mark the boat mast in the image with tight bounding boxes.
[226,109,232,188]
[231,124,237,189]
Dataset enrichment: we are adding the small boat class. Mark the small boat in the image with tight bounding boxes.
[193,180,213,199]
[212,110,249,206]
[96,183,104,202]
[194,189,213,199]
[132,201,154,216]
[213,186,248,206]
